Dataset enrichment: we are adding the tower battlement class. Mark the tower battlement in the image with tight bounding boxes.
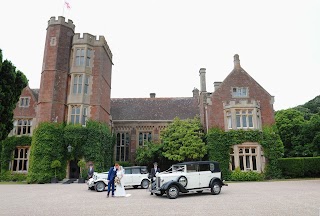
[48,16,75,31]
[73,33,113,61]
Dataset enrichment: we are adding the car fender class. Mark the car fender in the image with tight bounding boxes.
[160,180,188,193]
[95,179,108,185]
[209,177,223,187]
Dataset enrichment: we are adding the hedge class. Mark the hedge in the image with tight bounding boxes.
[278,157,320,178]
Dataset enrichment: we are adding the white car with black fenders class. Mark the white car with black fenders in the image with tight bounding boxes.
[87,166,150,192]
[150,161,228,199]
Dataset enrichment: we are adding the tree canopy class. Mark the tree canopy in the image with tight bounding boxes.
[0,49,28,141]
[161,117,206,161]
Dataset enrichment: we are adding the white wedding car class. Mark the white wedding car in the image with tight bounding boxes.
[87,166,150,192]
[150,161,228,199]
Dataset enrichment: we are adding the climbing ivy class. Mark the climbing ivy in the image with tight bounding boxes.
[26,121,114,183]
[0,136,32,180]
[207,126,284,180]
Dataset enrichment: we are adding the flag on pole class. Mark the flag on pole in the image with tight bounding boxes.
[65,1,71,10]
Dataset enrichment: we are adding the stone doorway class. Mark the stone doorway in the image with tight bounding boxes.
[69,160,80,179]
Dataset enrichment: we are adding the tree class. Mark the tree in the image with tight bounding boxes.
[275,109,305,157]
[161,117,206,161]
[0,49,28,141]
[135,141,164,165]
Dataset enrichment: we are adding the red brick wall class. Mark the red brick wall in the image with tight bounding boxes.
[37,23,74,123]
[90,46,112,123]
[13,87,37,118]
[208,69,275,130]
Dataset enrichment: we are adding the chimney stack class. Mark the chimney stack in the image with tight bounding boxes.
[234,54,241,69]
[199,68,207,92]
[150,93,156,98]
[213,82,222,91]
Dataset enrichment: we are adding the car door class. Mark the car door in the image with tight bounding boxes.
[198,163,212,188]
[123,168,132,186]
[185,164,200,189]
[130,167,141,186]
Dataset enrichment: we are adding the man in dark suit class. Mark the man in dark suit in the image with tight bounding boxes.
[87,163,94,179]
[107,163,119,197]
[149,162,160,195]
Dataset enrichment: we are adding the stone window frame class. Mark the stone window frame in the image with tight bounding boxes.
[70,105,81,124]
[72,74,83,94]
[13,119,32,136]
[115,132,130,162]
[75,48,85,66]
[138,131,152,146]
[231,87,249,98]
[82,106,88,126]
[19,97,30,107]
[229,143,264,172]
[236,109,254,129]
[223,101,262,131]
[86,49,92,67]
[10,146,30,173]
[84,75,89,95]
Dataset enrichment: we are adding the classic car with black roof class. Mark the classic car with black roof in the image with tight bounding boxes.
[150,161,228,199]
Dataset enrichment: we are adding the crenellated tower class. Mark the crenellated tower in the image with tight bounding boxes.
[37,16,75,123]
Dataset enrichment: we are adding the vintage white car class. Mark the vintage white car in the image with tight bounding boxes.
[150,161,228,199]
[87,166,150,192]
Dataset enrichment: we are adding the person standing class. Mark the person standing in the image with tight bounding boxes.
[114,166,130,197]
[107,163,119,198]
[87,163,94,179]
[149,162,160,195]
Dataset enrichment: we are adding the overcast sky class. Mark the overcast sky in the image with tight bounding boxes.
[1,0,319,111]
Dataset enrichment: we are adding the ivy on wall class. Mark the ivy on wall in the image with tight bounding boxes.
[27,122,66,183]
[0,136,32,173]
[26,121,114,183]
[207,126,284,180]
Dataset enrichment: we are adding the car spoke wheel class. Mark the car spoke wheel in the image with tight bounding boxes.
[141,179,150,189]
[211,182,221,195]
[95,182,105,192]
[166,185,179,199]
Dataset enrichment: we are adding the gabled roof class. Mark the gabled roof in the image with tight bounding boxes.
[30,88,39,101]
[111,97,199,121]
[212,54,272,97]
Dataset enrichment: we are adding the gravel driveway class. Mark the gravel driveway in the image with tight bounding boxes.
[0,179,319,216]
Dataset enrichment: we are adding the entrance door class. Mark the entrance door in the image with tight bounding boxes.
[69,160,80,179]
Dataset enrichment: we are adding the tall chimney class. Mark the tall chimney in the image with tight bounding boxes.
[150,93,156,98]
[234,54,241,69]
[199,68,207,92]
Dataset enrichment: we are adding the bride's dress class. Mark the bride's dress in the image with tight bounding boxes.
[114,168,128,197]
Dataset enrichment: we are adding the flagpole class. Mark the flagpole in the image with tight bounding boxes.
[62,0,65,17]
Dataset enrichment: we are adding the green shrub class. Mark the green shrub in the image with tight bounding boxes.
[278,157,320,178]
[230,167,264,181]
[116,161,132,167]
[0,171,27,182]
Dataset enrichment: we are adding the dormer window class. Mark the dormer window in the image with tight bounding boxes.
[232,87,248,98]
[19,97,30,107]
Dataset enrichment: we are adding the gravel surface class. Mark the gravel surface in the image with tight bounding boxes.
[0,179,319,216]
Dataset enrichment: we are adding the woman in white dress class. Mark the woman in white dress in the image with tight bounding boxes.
[114,166,127,197]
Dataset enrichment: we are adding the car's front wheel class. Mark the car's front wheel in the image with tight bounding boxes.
[141,179,150,189]
[166,185,179,199]
[210,181,221,195]
[95,181,106,192]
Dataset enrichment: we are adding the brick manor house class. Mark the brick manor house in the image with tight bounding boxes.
[8,16,275,177]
